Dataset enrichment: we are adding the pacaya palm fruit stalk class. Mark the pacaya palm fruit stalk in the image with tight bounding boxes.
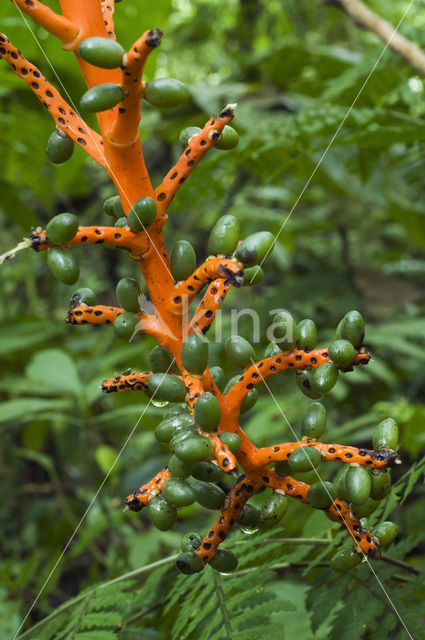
[1,3,401,580]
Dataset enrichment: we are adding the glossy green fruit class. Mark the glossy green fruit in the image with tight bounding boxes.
[147,495,177,531]
[166,403,190,417]
[181,333,209,376]
[46,213,79,245]
[174,436,213,462]
[328,339,356,367]
[330,548,361,572]
[127,197,157,231]
[210,549,238,573]
[370,470,391,499]
[115,216,128,227]
[176,552,203,574]
[335,472,350,501]
[288,446,322,473]
[47,247,79,285]
[78,37,124,69]
[264,342,281,357]
[143,78,189,108]
[170,240,196,281]
[46,130,74,164]
[168,455,195,479]
[188,478,226,510]
[311,363,339,394]
[296,370,322,399]
[147,373,187,402]
[373,418,398,450]
[300,402,327,439]
[215,125,239,150]
[116,277,141,312]
[223,375,241,395]
[194,393,221,432]
[72,287,96,306]
[240,388,258,413]
[192,461,224,483]
[296,319,317,350]
[271,310,297,351]
[80,83,124,112]
[258,493,288,528]
[104,195,124,218]
[208,366,226,392]
[148,345,174,373]
[345,466,371,506]
[242,266,264,286]
[155,414,194,442]
[225,335,255,368]
[169,428,196,453]
[352,498,380,519]
[235,231,274,266]
[113,312,139,340]
[220,432,241,453]
[371,521,398,547]
[237,504,260,531]
[208,215,240,256]
[307,481,337,509]
[163,478,196,507]
[337,310,365,348]
[179,126,202,148]
[274,460,291,477]
[181,532,202,552]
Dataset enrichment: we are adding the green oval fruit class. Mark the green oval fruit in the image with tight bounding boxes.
[235,231,274,266]
[188,478,226,510]
[47,247,79,285]
[371,521,398,547]
[335,472,350,501]
[163,478,196,507]
[46,130,74,164]
[147,495,177,531]
[128,197,157,231]
[169,428,196,453]
[258,493,288,528]
[264,342,281,357]
[179,126,202,148]
[80,83,124,112]
[220,432,241,453]
[208,366,226,392]
[225,335,255,368]
[181,532,202,552]
[115,216,128,227]
[170,240,196,281]
[242,266,264,286]
[370,470,391,500]
[46,213,79,245]
[288,446,321,473]
[168,455,196,479]
[352,497,380,519]
[176,552,203,574]
[338,310,365,348]
[237,504,260,531]
[296,370,323,399]
[143,78,189,108]
[155,414,194,442]
[210,549,238,573]
[113,312,139,340]
[215,125,239,151]
[240,388,258,413]
[300,402,327,439]
[71,287,96,306]
[274,460,291,477]
[207,215,240,256]
[330,548,361,572]
[174,436,213,462]
[311,363,339,394]
[307,481,337,509]
[104,195,124,218]
[147,373,187,402]
[373,418,398,450]
[328,339,356,367]
[345,466,371,506]
[192,461,224,483]
[181,333,209,376]
[148,345,174,373]
[166,403,190,418]
[223,374,240,395]
[271,310,297,351]
[296,319,317,350]
[116,277,141,312]
[194,393,221,432]
[78,37,124,69]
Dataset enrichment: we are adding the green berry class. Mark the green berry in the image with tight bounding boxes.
[46,213,79,245]
[270,310,297,351]
[288,446,322,473]
[300,402,327,439]
[188,478,226,510]
[352,498,380,519]
[47,247,79,285]
[168,455,196,479]
[215,125,239,150]
[46,130,74,164]
[116,277,141,312]
[220,432,241,453]
[264,342,282,357]
[80,83,124,112]
[163,478,196,507]
[127,197,157,231]
[274,460,291,477]
[235,231,274,266]
[113,311,139,340]
[240,388,258,413]
[345,466,371,506]
[370,470,391,500]
[115,216,128,227]
[78,37,124,69]
[373,418,398,450]
[155,414,194,443]
[328,339,356,367]
[181,333,209,376]
[311,363,339,394]
[208,366,226,392]
[296,370,323,399]
[337,310,365,348]
[192,461,224,483]
[147,495,177,531]
[210,549,238,573]
[170,240,196,281]
[166,403,190,418]
[181,532,202,552]
[237,504,260,531]
[174,436,213,463]
[208,215,240,256]
[104,195,124,218]
[296,319,317,350]
[242,266,264,286]
[225,335,255,368]
[147,373,187,403]
[179,126,202,148]
[71,287,96,306]
[330,548,361,572]
[143,78,189,108]
[371,521,398,547]
[176,552,203,574]
[258,493,288,528]
[307,481,337,509]
[148,345,174,373]
[194,393,221,432]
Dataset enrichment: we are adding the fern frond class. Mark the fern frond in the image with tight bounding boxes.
[79,612,123,630]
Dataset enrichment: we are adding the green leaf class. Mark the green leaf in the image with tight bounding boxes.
[25,348,82,395]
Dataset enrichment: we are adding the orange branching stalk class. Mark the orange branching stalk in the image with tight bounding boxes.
[2,0,400,576]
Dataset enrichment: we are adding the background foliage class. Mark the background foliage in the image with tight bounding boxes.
[1,0,425,638]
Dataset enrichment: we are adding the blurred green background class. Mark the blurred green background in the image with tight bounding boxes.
[1,1,425,638]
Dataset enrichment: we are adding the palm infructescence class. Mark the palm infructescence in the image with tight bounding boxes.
[1,0,399,577]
